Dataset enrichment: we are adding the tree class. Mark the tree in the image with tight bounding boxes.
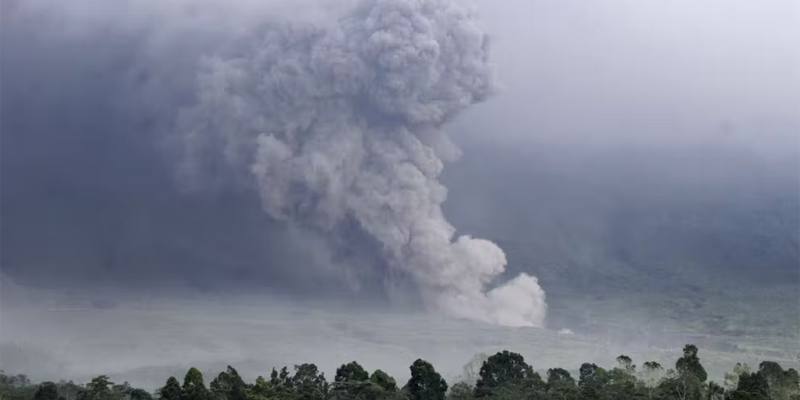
[474,351,542,398]
[159,378,182,400]
[639,361,665,400]
[370,371,397,393]
[0,372,36,400]
[657,344,707,400]
[725,364,752,392]
[405,359,447,400]
[460,354,490,387]
[34,383,59,400]
[616,356,635,374]
[447,383,473,400]
[545,369,577,400]
[676,345,707,383]
[78,376,118,400]
[210,366,248,400]
[331,362,368,400]
[258,367,295,400]
[57,381,84,400]
[753,362,799,400]
[604,355,638,399]
[706,381,724,400]
[248,376,276,400]
[182,368,209,400]
[657,369,702,400]
[336,363,369,384]
[728,372,769,400]
[577,363,607,400]
[130,389,154,400]
[291,364,327,400]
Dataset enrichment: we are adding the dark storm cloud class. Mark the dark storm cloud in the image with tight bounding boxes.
[1,0,798,387]
[1,0,798,302]
[0,0,390,298]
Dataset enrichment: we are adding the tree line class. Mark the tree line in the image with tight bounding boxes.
[1,345,797,400]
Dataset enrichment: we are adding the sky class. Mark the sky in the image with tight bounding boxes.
[1,0,798,389]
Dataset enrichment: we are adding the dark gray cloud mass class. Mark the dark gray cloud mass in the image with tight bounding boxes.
[2,0,799,296]
[2,0,798,297]
[1,0,364,296]
[1,0,799,382]
[2,0,552,327]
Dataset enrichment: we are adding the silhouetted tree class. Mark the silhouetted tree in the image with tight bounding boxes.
[545,369,577,400]
[210,366,248,400]
[446,383,473,400]
[474,351,543,398]
[603,355,638,399]
[724,364,752,392]
[33,383,59,400]
[676,345,707,383]
[3,345,799,400]
[291,364,327,400]
[370,371,397,393]
[616,356,635,374]
[577,363,607,400]
[655,344,707,400]
[159,378,182,400]
[336,364,369,384]
[77,376,117,400]
[757,361,800,400]
[405,360,447,400]
[182,368,209,400]
[706,381,724,400]
[640,361,665,400]
[130,389,153,400]
[728,372,769,400]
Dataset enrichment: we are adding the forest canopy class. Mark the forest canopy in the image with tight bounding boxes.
[1,345,798,400]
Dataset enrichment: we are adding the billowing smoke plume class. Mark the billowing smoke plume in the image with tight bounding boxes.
[177,0,546,327]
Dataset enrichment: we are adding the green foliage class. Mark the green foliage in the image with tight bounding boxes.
[369,371,397,393]
[329,364,400,400]
[330,362,366,400]
[159,378,182,400]
[77,376,121,400]
[603,355,638,400]
[336,364,369,385]
[648,344,710,400]
[756,362,800,400]
[616,356,635,374]
[182,368,210,400]
[676,345,708,383]
[446,383,473,400]
[2,344,798,400]
[184,370,206,391]
[34,384,59,400]
[474,351,543,399]
[639,361,665,400]
[657,370,703,400]
[405,360,446,400]
[577,363,607,400]
[728,372,769,400]
[0,375,36,400]
[291,364,328,400]
[210,367,248,400]
[0,374,149,400]
[706,381,724,400]
[129,389,153,400]
[545,368,578,400]
[248,375,276,400]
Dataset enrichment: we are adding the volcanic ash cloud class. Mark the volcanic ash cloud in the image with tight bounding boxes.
[177,0,546,327]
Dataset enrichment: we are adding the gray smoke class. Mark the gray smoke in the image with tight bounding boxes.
[177,0,546,327]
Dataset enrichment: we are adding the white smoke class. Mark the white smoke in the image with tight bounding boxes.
[177,0,546,327]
